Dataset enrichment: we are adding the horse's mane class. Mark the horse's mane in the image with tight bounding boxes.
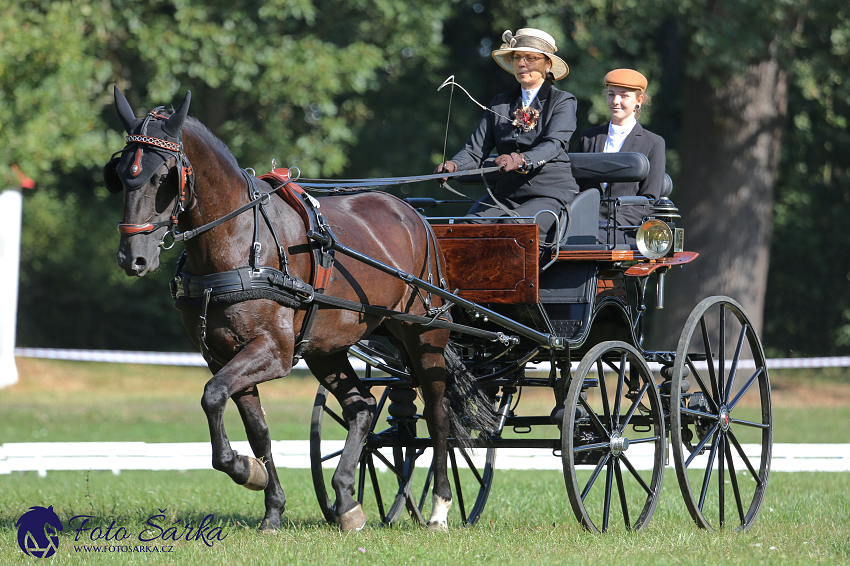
[184,116,240,170]
[157,106,240,170]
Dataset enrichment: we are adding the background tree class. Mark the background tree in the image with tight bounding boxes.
[5,0,849,356]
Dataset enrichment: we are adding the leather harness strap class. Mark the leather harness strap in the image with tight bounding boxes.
[258,167,335,292]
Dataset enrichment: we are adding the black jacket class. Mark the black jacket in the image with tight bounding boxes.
[578,122,666,228]
[450,80,580,205]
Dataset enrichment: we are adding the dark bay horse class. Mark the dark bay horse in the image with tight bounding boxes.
[104,86,461,531]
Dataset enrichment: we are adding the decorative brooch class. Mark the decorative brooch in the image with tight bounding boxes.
[512,106,540,132]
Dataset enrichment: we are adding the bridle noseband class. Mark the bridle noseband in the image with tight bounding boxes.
[115,108,195,248]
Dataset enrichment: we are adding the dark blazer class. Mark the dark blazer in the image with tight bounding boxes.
[450,80,580,205]
[578,122,665,228]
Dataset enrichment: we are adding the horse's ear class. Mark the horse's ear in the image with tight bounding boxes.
[164,91,191,138]
[114,85,141,133]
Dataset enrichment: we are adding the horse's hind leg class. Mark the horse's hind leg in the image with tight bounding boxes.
[306,351,375,531]
[392,325,453,530]
[232,386,287,531]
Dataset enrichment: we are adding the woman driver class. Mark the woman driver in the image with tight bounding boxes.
[435,28,581,251]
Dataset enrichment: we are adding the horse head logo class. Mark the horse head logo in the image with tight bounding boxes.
[16,506,63,558]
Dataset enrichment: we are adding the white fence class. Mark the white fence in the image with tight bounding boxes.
[2,441,849,477]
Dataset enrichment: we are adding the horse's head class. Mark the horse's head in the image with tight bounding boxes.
[105,86,192,276]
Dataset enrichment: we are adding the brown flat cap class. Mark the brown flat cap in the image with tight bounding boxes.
[604,69,648,91]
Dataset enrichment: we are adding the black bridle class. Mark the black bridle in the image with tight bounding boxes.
[114,108,195,248]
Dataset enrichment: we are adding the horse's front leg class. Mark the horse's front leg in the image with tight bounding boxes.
[232,386,287,531]
[200,335,291,495]
[307,351,375,531]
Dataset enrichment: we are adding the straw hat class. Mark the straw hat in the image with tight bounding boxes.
[492,28,569,80]
[604,69,648,92]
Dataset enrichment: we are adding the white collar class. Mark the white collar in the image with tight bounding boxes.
[521,85,542,107]
[609,115,637,135]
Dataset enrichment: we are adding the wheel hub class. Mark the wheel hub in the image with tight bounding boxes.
[719,406,731,432]
[610,431,630,456]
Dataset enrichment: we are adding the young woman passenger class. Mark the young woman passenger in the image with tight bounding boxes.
[435,28,581,250]
[578,69,665,245]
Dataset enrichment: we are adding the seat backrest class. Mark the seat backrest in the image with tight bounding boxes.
[562,189,600,246]
[454,152,651,185]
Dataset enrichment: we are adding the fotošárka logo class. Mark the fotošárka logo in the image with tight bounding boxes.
[16,506,63,558]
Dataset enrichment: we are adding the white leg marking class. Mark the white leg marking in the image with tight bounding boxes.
[427,494,451,530]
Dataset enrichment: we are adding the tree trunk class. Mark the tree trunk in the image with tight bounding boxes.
[648,58,787,351]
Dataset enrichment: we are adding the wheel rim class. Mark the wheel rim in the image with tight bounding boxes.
[670,296,772,531]
[563,341,665,533]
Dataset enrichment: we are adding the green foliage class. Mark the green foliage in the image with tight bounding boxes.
[5,0,849,353]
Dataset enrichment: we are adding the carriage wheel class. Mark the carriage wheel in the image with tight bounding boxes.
[670,296,772,531]
[385,441,496,527]
[309,341,497,527]
[562,341,665,533]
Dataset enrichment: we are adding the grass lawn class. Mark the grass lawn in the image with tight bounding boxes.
[1,358,849,564]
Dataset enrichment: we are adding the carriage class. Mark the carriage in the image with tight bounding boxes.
[107,88,771,534]
[304,154,772,533]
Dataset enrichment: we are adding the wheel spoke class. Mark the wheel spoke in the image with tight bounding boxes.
[724,324,748,403]
[698,431,720,512]
[449,448,468,523]
[699,317,720,403]
[725,439,746,525]
[371,447,407,480]
[729,417,770,429]
[323,405,348,430]
[369,388,391,432]
[366,455,388,522]
[686,423,720,468]
[681,407,717,420]
[602,460,614,532]
[620,383,649,432]
[612,352,627,427]
[456,445,485,486]
[579,395,610,437]
[320,448,344,463]
[686,356,720,412]
[627,435,662,446]
[574,442,611,453]
[597,360,612,430]
[719,307,726,403]
[419,461,435,510]
[719,434,726,527]
[620,454,653,495]
[581,452,611,500]
[357,453,368,504]
[728,367,764,410]
[614,460,631,529]
[727,428,762,484]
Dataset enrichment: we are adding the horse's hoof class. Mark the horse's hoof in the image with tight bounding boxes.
[240,457,268,491]
[337,504,367,532]
[427,520,448,532]
[259,518,281,533]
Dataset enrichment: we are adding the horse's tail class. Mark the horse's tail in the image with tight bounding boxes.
[444,340,499,447]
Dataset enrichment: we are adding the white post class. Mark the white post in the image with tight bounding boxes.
[0,188,22,387]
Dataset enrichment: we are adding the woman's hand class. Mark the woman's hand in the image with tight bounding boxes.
[494,153,526,172]
[434,161,457,183]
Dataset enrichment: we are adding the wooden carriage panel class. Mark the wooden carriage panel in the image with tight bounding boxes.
[432,224,539,304]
